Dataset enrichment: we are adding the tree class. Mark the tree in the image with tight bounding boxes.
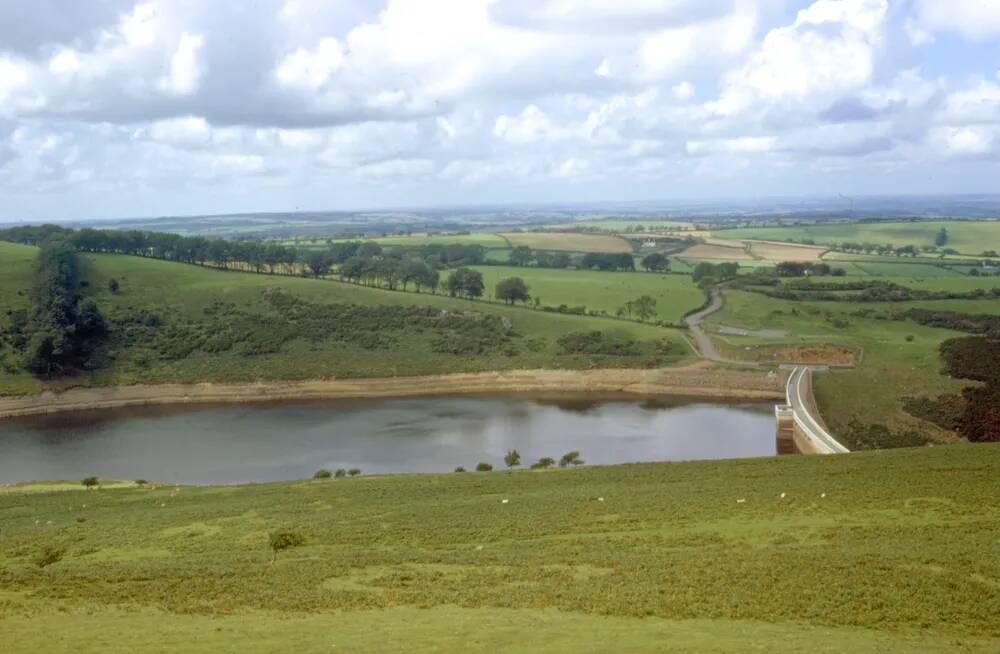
[305,250,332,278]
[475,462,493,471]
[559,451,583,467]
[504,449,521,469]
[531,457,555,469]
[509,246,534,267]
[631,295,657,321]
[313,469,332,479]
[935,227,948,247]
[447,268,485,298]
[334,468,347,478]
[268,530,304,564]
[495,277,531,305]
[640,253,669,272]
[81,476,99,488]
[454,466,466,472]
[348,468,361,476]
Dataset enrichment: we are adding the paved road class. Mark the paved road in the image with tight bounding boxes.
[786,366,850,454]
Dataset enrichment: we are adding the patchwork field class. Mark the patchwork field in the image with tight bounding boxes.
[675,242,754,260]
[500,232,633,253]
[472,266,706,324]
[2,443,997,653]
[714,220,1000,255]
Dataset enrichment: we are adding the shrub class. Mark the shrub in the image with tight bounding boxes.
[313,469,332,479]
[268,530,305,563]
[475,462,493,472]
[504,449,521,469]
[905,334,915,342]
[34,545,65,569]
[108,278,120,293]
[454,466,466,472]
[134,479,149,486]
[82,476,99,488]
[348,468,361,477]
[334,469,347,478]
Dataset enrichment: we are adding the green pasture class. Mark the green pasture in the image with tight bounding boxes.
[1,443,997,653]
[472,266,705,324]
[706,288,989,443]
[0,247,691,395]
[715,220,1000,255]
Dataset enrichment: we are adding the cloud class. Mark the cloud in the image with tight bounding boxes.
[158,33,204,96]
[913,0,1000,41]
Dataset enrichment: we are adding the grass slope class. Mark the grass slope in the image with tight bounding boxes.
[472,265,705,324]
[0,243,691,395]
[2,444,998,652]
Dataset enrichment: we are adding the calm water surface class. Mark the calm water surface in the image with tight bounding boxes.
[0,396,777,484]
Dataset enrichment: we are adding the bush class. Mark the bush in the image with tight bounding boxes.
[134,479,149,486]
[313,469,332,479]
[82,476,99,488]
[334,469,347,478]
[504,449,521,469]
[34,545,65,569]
[454,466,466,472]
[268,530,305,563]
[348,468,361,477]
[905,334,915,342]
[475,462,493,472]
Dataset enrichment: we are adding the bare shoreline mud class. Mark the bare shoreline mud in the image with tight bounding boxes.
[0,365,786,419]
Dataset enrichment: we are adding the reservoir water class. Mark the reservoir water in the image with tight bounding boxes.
[0,395,777,484]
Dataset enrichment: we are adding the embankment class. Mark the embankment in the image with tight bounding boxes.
[0,364,786,419]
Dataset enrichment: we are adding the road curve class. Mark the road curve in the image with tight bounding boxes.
[683,287,726,362]
[786,366,850,454]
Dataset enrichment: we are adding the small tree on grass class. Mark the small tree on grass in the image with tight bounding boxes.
[559,451,584,467]
[334,469,347,478]
[495,277,531,305]
[531,457,555,470]
[475,462,493,472]
[348,468,361,477]
[313,469,332,479]
[82,476,99,489]
[504,449,521,469]
[268,530,304,564]
[454,466,466,472]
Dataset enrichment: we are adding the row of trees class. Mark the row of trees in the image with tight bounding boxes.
[20,237,106,377]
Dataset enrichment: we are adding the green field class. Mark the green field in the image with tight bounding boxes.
[704,287,992,445]
[473,266,705,324]
[2,443,997,652]
[0,242,691,395]
[715,220,1000,255]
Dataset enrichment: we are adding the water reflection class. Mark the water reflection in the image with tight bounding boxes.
[0,395,777,485]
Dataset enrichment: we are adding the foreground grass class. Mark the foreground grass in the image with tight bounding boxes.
[1,444,997,652]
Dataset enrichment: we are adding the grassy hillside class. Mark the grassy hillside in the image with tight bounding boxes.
[472,265,705,324]
[705,286,995,446]
[0,242,691,395]
[714,220,1000,255]
[1,443,997,652]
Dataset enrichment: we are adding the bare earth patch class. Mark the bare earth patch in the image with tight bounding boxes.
[719,343,859,366]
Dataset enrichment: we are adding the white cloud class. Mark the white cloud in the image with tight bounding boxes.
[931,125,996,157]
[158,33,204,96]
[710,0,887,116]
[148,116,212,147]
[274,37,345,89]
[914,0,1000,41]
[671,81,694,100]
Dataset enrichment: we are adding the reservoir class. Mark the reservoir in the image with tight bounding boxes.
[0,396,777,484]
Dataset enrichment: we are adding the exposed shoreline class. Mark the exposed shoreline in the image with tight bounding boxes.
[0,365,786,419]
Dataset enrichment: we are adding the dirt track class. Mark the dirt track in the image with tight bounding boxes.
[0,364,786,419]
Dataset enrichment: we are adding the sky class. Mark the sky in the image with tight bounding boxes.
[1,0,1000,221]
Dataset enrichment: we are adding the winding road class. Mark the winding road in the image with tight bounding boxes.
[685,286,850,454]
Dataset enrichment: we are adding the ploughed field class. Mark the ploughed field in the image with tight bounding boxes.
[1,443,997,652]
